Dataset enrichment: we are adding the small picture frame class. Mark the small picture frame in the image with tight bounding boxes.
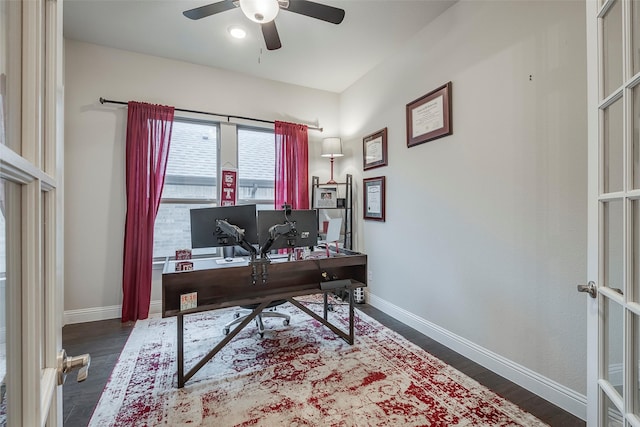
[406,81,452,147]
[314,187,338,208]
[363,176,386,221]
[363,127,388,170]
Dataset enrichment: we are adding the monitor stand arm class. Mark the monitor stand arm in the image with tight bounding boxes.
[216,219,270,284]
[260,222,297,258]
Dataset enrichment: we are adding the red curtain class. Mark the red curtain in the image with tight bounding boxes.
[275,121,309,210]
[121,101,174,322]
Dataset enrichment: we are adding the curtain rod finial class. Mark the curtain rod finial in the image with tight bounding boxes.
[99,97,105,104]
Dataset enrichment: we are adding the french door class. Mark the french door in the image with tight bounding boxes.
[0,0,65,425]
[585,0,640,425]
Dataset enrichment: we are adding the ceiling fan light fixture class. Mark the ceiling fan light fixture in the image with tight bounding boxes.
[239,0,279,23]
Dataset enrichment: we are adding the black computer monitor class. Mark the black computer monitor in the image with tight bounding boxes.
[190,204,258,249]
[257,209,318,253]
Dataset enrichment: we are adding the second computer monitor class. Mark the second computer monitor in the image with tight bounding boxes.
[257,209,318,252]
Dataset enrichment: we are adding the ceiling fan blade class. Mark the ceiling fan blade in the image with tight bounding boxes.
[261,21,282,50]
[183,0,237,20]
[285,0,345,24]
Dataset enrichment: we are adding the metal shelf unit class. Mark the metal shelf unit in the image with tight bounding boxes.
[311,174,353,250]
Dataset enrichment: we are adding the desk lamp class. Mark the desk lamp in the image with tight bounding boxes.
[321,137,344,184]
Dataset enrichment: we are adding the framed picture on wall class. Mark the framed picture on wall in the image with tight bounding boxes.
[363,127,388,170]
[406,81,452,147]
[363,176,385,221]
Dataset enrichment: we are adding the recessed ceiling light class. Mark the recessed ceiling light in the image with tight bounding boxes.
[228,26,247,39]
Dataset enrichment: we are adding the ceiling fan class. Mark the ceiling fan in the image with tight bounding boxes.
[183,0,345,51]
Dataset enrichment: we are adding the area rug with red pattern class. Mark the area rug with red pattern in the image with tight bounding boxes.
[89,300,547,426]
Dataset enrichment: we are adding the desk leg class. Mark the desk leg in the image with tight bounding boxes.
[177,314,184,388]
[323,292,328,320]
[288,294,355,345]
[348,288,354,345]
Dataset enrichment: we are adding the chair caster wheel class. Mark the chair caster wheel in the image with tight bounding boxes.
[223,328,229,335]
[283,320,289,326]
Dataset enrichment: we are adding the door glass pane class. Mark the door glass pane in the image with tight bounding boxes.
[603,389,624,426]
[0,0,20,153]
[604,98,624,193]
[604,298,624,400]
[633,0,640,76]
[632,200,640,300]
[40,192,45,372]
[605,200,624,292]
[635,313,640,415]
[0,180,13,425]
[634,85,640,189]
[603,0,623,98]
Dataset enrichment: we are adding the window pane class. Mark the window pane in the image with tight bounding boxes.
[153,120,218,259]
[154,202,216,258]
[238,127,274,208]
[163,120,217,200]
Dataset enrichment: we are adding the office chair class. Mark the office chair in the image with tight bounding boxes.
[221,246,290,338]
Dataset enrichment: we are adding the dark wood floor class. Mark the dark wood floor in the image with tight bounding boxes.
[62,304,585,426]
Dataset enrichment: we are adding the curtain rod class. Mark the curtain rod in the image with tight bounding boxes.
[99,97,323,132]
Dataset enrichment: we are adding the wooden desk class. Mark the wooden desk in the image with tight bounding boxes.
[162,251,367,388]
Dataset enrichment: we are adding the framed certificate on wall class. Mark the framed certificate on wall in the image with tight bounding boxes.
[406,82,452,147]
[363,176,385,221]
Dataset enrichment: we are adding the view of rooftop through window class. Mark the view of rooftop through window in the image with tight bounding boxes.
[153,120,275,259]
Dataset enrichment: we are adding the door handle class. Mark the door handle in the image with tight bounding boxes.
[577,281,597,298]
[57,349,91,385]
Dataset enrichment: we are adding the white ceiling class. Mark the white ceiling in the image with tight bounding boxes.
[63,1,456,93]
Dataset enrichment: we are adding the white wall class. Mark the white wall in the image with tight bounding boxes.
[64,40,338,317]
[339,0,587,415]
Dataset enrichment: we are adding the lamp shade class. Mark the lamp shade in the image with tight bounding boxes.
[321,137,344,158]
[239,0,280,23]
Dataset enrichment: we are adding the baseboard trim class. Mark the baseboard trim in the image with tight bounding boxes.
[367,293,586,421]
[63,300,163,325]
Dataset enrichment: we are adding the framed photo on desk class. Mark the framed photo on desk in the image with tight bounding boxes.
[363,176,385,221]
[314,187,338,208]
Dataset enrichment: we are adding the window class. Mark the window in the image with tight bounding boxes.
[153,119,218,258]
[153,122,276,260]
[237,126,275,210]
